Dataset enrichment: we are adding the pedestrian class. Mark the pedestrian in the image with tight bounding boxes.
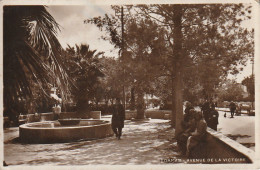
[111,98,125,140]
[201,99,210,124]
[229,101,236,118]
[186,111,207,157]
[236,103,242,116]
[208,106,219,131]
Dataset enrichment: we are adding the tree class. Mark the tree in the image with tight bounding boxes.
[87,4,253,135]
[88,9,170,119]
[242,75,255,101]
[135,4,253,135]
[99,57,123,104]
[63,44,104,115]
[4,6,71,121]
[216,79,244,102]
[123,18,168,118]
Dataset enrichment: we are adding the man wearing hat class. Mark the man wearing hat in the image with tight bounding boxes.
[229,101,236,118]
[111,98,125,140]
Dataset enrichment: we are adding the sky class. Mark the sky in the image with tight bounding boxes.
[47,5,254,83]
[47,6,116,57]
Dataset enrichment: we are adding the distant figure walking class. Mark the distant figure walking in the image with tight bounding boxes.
[229,101,236,118]
[236,104,242,116]
[111,98,125,140]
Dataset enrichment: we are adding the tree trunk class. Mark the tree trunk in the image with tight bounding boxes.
[130,87,135,110]
[172,5,184,136]
[136,90,145,119]
[76,92,90,117]
[174,66,183,136]
[171,77,176,127]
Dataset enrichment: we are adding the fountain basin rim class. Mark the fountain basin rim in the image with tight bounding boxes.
[19,119,110,130]
[58,118,81,126]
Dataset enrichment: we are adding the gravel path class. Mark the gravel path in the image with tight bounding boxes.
[4,118,184,165]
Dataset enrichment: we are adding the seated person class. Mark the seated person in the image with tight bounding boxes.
[184,102,194,120]
[177,109,196,153]
[186,111,207,157]
[182,109,196,131]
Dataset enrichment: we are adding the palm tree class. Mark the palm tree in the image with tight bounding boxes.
[4,6,70,120]
[64,44,104,115]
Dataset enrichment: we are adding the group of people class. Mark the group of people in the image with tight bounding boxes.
[177,102,208,156]
[111,98,220,157]
[177,100,219,156]
[201,100,219,131]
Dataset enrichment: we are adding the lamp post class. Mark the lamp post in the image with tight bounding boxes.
[250,56,254,109]
[115,5,131,109]
[251,56,254,76]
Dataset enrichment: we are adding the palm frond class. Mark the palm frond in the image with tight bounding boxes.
[4,6,72,112]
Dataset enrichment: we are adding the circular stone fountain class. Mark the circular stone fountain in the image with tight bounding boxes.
[19,119,113,143]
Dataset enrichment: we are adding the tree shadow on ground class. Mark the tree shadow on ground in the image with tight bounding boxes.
[4,137,20,144]
[226,134,251,140]
[240,143,255,148]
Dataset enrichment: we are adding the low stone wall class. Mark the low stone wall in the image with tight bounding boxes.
[90,111,101,119]
[145,110,171,119]
[59,111,101,119]
[40,113,54,121]
[189,128,254,163]
[125,111,137,120]
[125,110,172,120]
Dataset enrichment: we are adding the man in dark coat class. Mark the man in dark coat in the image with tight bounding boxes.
[111,98,125,140]
[229,101,236,118]
[208,106,219,131]
[201,100,210,124]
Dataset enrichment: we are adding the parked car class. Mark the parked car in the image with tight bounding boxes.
[236,103,251,115]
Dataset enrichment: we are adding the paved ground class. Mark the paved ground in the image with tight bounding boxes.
[4,109,255,166]
[216,109,255,151]
[4,117,184,165]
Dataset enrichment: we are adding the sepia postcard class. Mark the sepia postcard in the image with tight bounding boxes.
[1,0,259,169]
